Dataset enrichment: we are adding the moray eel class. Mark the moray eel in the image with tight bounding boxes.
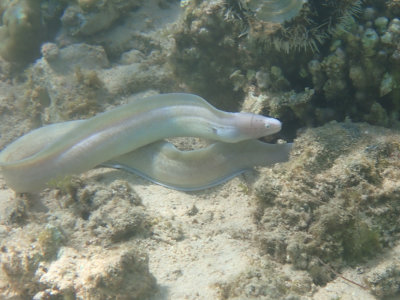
[102,140,292,191]
[0,93,286,193]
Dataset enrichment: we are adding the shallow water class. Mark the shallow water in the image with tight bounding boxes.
[0,0,399,299]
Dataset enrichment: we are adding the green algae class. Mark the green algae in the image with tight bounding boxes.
[255,122,400,286]
[37,225,64,260]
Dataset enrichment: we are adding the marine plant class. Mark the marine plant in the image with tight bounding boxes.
[224,0,363,53]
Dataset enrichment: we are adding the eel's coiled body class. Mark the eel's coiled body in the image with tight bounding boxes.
[0,93,288,192]
[103,140,292,191]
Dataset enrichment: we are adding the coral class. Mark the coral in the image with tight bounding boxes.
[171,0,400,135]
[246,0,363,53]
[0,178,157,299]
[302,9,400,127]
[27,43,110,122]
[40,42,60,62]
[170,0,318,108]
[361,28,379,57]
[0,223,61,297]
[365,102,390,127]
[3,196,28,225]
[98,62,176,97]
[87,182,150,243]
[320,48,349,103]
[170,0,246,108]
[0,0,44,63]
[255,121,400,285]
[309,205,381,263]
[365,259,400,298]
[171,0,394,133]
[216,259,315,299]
[1,246,43,298]
[60,0,143,36]
[35,247,157,299]
[379,72,397,97]
[374,16,389,34]
[386,0,400,18]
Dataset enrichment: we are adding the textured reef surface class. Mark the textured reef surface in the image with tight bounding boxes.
[254,121,400,297]
[0,0,400,299]
[171,0,400,137]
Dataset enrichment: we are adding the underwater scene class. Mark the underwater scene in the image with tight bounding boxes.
[0,0,400,299]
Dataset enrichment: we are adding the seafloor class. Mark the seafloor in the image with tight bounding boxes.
[0,0,400,299]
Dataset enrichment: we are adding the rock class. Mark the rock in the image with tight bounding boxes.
[0,0,44,64]
[255,121,400,286]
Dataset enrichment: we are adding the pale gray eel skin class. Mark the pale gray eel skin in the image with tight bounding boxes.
[0,93,287,193]
[102,140,292,191]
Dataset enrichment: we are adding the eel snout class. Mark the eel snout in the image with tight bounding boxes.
[232,112,282,139]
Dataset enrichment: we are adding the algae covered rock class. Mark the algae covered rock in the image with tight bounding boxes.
[0,0,44,63]
[255,121,400,288]
[364,255,400,298]
[216,258,316,299]
[35,247,157,299]
[170,0,246,108]
[26,43,111,123]
[0,176,158,299]
[61,0,143,36]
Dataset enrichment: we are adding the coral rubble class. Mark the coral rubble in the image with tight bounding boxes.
[255,121,400,293]
[0,180,157,299]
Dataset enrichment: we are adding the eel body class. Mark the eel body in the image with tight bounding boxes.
[0,93,287,192]
[102,140,292,191]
